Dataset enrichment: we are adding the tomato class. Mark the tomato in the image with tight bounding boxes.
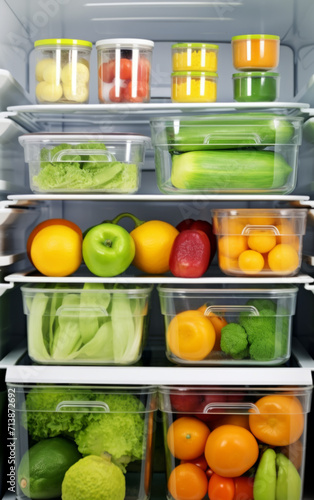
[167,416,210,460]
[281,439,303,470]
[196,394,228,423]
[109,85,123,103]
[233,476,254,500]
[249,395,304,446]
[208,473,235,500]
[168,463,208,500]
[123,81,144,102]
[119,58,132,80]
[204,425,259,477]
[167,310,216,361]
[170,393,204,413]
[136,80,149,98]
[181,454,208,471]
[137,56,151,82]
[27,218,82,265]
[98,60,115,83]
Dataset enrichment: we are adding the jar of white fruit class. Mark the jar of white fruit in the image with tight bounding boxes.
[34,38,92,104]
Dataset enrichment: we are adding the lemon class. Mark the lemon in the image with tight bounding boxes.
[131,220,179,274]
[36,81,63,102]
[35,58,56,81]
[61,62,90,84]
[62,455,125,500]
[18,437,81,499]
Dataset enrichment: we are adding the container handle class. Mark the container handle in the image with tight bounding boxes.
[56,401,110,412]
[203,132,262,146]
[52,148,116,163]
[241,224,280,236]
[203,401,260,415]
[56,306,108,317]
[203,305,260,317]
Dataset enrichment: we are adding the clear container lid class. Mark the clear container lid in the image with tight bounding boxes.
[34,38,92,48]
[172,42,219,50]
[171,71,218,77]
[233,72,280,78]
[19,132,151,147]
[232,34,280,41]
[95,38,154,49]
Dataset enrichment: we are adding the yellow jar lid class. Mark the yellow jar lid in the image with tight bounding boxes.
[34,39,92,48]
[172,71,218,77]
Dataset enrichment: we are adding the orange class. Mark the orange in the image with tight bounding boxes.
[268,244,299,274]
[131,220,179,274]
[27,218,82,265]
[249,395,304,446]
[168,463,208,500]
[275,222,300,251]
[218,235,248,259]
[198,307,227,351]
[211,414,250,431]
[223,219,246,235]
[238,250,264,275]
[218,254,239,273]
[167,310,216,361]
[247,230,276,254]
[167,416,210,460]
[30,224,82,277]
[204,424,259,477]
[248,216,275,226]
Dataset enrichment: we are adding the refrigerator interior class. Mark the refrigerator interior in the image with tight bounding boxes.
[0,0,314,498]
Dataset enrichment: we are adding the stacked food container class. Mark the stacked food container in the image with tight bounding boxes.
[232,35,281,102]
[171,43,219,102]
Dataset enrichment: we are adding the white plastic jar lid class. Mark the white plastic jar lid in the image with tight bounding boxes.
[96,38,154,50]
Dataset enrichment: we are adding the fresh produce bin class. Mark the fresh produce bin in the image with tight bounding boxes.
[159,384,312,500]
[212,208,307,277]
[158,284,298,366]
[34,39,92,104]
[231,34,280,70]
[18,133,151,193]
[96,38,154,103]
[149,113,303,194]
[21,283,153,365]
[172,43,219,72]
[233,71,280,102]
[171,71,218,103]
[9,383,157,500]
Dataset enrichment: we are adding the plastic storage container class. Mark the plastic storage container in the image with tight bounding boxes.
[159,384,312,500]
[172,43,219,71]
[212,208,307,277]
[233,71,280,102]
[96,38,154,103]
[171,71,218,103]
[34,39,92,104]
[21,283,153,365]
[232,34,280,70]
[150,113,303,194]
[158,284,298,366]
[9,383,157,500]
[18,133,151,193]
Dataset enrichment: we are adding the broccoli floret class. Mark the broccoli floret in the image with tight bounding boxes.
[245,298,276,313]
[249,333,276,361]
[239,309,276,344]
[220,323,248,359]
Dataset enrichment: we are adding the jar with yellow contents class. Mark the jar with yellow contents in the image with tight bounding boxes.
[171,71,218,103]
[172,42,219,71]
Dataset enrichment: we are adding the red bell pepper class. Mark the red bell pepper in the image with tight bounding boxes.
[176,218,217,264]
[169,229,210,278]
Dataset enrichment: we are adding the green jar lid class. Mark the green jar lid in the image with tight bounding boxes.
[172,71,218,77]
[34,39,92,48]
[233,71,280,77]
[172,42,219,50]
[232,34,280,41]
